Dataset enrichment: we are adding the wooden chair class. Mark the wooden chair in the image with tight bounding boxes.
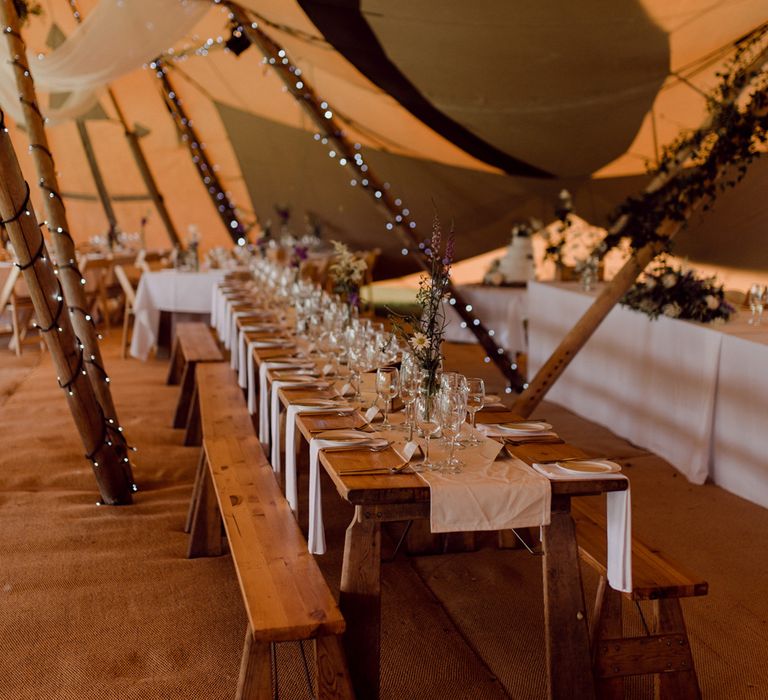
[166,321,224,429]
[187,362,354,699]
[573,499,707,699]
[113,265,141,359]
[135,249,172,273]
[0,264,43,355]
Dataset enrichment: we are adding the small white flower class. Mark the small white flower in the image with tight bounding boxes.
[644,277,657,290]
[704,295,720,310]
[663,302,682,318]
[410,332,429,351]
[662,273,677,289]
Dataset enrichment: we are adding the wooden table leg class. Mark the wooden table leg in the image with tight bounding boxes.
[542,494,596,700]
[339,505,382,700]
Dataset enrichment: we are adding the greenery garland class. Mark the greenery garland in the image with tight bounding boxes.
[600,24,768,255]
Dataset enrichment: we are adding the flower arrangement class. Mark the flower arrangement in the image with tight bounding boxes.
[390,215,454,394]
[621,263,734,323]
[328,240,367,309]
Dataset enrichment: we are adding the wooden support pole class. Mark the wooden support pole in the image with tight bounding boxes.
[0,110,133,504]
[513,42,768,417]
[152,60,247,245]
[75,119,118,246]
[0,0,135,492]
[106,89,182,248]
[223,2,526,391]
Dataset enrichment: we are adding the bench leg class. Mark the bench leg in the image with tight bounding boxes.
[173,361,197,428]
[653,599,701,700]
[591,576,624,700]
[236,626,271,700]
[166,337,182,384]
[183,382,202,447]
[187,464,223,558]
[315,635,355,700]
[185,448,207,534]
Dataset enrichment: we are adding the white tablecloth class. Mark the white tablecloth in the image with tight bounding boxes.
[130,270,226,360]
[528,282,768,508]
[443,285,528,352]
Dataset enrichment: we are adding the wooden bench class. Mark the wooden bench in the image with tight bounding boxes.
[572,499,707,699]
[187,364,354,699]
[166,322,224,429]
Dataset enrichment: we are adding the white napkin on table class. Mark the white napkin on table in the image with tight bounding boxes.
[307,435,389,555]
[283,404,354,514]
[269,380,331,471]
[233,324,278,371]
[532,462,632,593]
[255,360,314,430]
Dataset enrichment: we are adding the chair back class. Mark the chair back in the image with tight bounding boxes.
[0,262,19,310]
[114,265,139,308]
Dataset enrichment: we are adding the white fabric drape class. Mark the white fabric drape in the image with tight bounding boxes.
[0,0,208,124]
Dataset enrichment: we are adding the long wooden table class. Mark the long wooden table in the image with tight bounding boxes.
[231,286,629,700]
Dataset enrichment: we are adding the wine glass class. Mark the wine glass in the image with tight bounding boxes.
[414,393,441,472]
[398,354,420,438]
[748,283,765,325]
[375,367,399,429]
[438,388,467,473]
[464,378,485,446]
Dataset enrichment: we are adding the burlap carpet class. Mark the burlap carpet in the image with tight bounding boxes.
[1,337,766,699]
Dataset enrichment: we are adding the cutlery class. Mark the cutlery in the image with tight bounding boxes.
[338,462,411,476]
[322,441,392,454]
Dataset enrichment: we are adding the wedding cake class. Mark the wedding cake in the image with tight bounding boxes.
[484,224,536,285]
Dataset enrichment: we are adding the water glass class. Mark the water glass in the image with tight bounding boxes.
[438,388,467,473]
[464,378,485,446]
[376,367,399,429]
[414,393,441,472]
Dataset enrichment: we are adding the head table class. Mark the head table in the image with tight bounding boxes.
[211,271,631,699]
[528,281,768,508]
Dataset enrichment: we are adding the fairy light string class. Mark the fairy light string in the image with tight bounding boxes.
[151,57,248,246]
[210,1,527,391]
[0,107,136,496]
[0,10,137,494]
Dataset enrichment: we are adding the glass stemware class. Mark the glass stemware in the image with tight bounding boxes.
[748,283,765,325]
[375,367,399,430]
[414,393,440,472]
[438,387,467,473]
[464,378,485,446]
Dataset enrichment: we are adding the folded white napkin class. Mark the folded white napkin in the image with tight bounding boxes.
[283,404,353,514]
[477,423,558,439]
[532,462,632,593]
[253,358,312,420]
[269,380,331,471]
[234,325,277,372]
[210,285,220,329]
[308,436,389,554]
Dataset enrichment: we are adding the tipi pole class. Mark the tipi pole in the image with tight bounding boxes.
[64,0,181,248]
[0,108,134,504]
[513,44,768,417]
[225,2,526,391]
[152,60,247,245]
[75,119,118,245]
[106,90,182,248]
[0,0,135,490]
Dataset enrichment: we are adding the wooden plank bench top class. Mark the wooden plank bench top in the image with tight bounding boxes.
[174,321,223,362]
[196,362,254,439]
[572,498,708,601]
[205,434,345,642]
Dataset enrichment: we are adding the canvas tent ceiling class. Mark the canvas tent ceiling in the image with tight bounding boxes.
[3,0,768,277]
